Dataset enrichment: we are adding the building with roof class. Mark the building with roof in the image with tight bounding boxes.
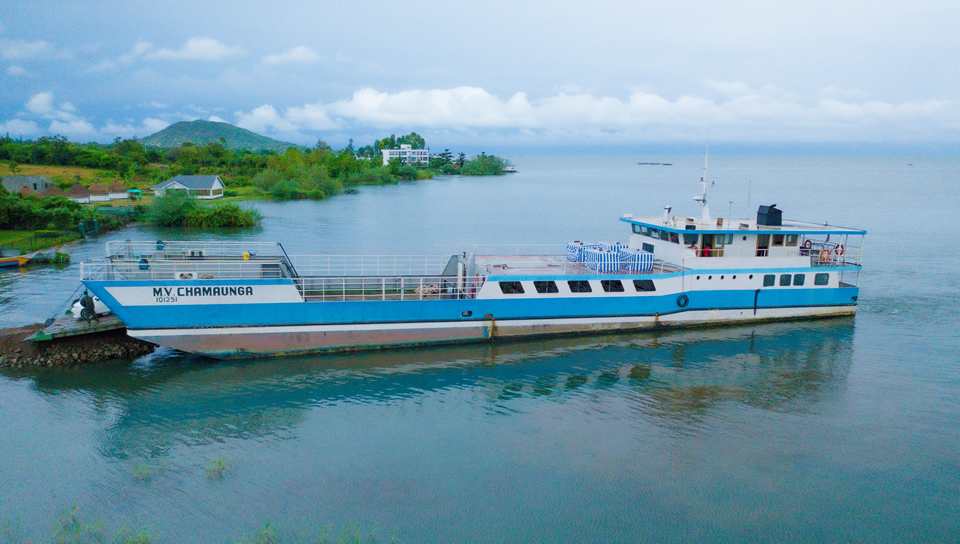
[42,185,66,198]
[107,180,129,200]
[151,175,225,199]
[381,144,430,166]
[66,182,90,204]
[1,175,51,194]
[88,182,109,202]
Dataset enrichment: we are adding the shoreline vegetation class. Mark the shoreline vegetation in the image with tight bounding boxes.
[0,131,510,249]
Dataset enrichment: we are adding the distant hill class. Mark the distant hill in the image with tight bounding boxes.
[138,120,303,152]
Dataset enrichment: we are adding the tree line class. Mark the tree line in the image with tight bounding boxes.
[0,132,508,201]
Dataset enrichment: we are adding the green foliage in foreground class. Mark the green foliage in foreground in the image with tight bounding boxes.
[148,191,262,227]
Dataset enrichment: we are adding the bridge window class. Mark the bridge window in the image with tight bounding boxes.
[815,273,829,286]
[786,234,798,246]
[633,279,656,292]
[568,280,592,293]
[499,281,524,294]
[763,274,775,287]
[601,280,625,292]
[534,280,559,294]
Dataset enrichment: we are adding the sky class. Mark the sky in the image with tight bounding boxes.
[1,0,958,153]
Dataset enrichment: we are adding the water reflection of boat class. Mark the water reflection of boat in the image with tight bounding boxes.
[16,319,855,457]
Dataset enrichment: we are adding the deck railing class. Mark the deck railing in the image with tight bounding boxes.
[294,275,486,302]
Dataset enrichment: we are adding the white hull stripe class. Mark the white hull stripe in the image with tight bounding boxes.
[131,306,856,338]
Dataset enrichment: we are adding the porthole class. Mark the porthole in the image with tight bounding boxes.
[720,275,724,280]
[749,274,753,279]
[733,275,737,279]
[708,275,712,280]
[696,275,701,280]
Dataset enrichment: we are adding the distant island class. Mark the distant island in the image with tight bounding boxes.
[138,120,302,153]
[638,162,673,166]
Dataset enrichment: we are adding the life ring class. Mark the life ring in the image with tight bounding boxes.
[819,249,832,261]
[677,294,689,307]
[138,257,149,270]
[802,239,812,249]
[835,244,845,256]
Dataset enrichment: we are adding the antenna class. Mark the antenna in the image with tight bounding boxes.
[694,148,713,223]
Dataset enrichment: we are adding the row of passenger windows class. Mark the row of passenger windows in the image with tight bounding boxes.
[763,273,829,287]
[499,279,657,295]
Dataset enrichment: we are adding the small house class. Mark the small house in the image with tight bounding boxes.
[42,185,66,198]
[88,182,109,202]
[107,180,129,200]
[66,182,91,204]
[18,186,39,198]
[151,175,225,200]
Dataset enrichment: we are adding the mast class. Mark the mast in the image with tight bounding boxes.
[694,148,713,224]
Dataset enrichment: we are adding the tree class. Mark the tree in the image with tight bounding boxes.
[457,152,466,168]
[397,132,426,149]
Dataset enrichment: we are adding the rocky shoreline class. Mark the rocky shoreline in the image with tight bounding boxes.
[0,324,155,368]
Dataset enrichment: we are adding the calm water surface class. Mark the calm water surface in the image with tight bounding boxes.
[1,154,958,542]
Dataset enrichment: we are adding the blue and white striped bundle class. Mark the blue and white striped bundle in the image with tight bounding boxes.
[567,242,600,262]
[619,249,654,272]
[600,241,628,253]
[583,248,620,272]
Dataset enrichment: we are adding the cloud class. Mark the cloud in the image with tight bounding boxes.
[93,38,244,70]
[262,46,320,65]
[145,37,245,61]
[0,118,40,136]
[7,65,28,76]
[0,39,68,60]
[101,118,169,138]
[230,83,960,144]
[235,104,301,133]
[3,92,169,141]
[26,92,56,116]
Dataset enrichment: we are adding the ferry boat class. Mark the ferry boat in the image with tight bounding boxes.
[80,176,865,360]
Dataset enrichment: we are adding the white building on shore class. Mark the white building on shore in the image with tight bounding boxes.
[382,144,430,166]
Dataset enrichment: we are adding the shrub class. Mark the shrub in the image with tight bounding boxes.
[147,191,198,226]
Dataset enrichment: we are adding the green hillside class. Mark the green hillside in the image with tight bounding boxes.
[138,120,303,152]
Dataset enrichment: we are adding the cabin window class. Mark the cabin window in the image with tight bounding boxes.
[683,233,699,245]
[632,224,643,234]
[724,234,734,244]
[639,225,650,236]
[670,232,680,244]
[815,273,829,286]
[534,280,559,294]
[499,281,525,294]
[763,274,775,287]
[642,243,654,253]
[773,234,785,246]
[714,235,725,248]
[793,274,805,286]
[568,280,592,293]
[779,274,792,286]
[757,234,770,257]
[634,279,656,292]
[649,229,660,240]
[601,280,625,293]
[786,234,798,246]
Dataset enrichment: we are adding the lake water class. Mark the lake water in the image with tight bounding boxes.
[1,154,958,542]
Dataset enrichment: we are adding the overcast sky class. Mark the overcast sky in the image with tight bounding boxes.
[1,0,957,153]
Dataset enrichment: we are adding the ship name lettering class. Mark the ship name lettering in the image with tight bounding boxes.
[174,286,255,297]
